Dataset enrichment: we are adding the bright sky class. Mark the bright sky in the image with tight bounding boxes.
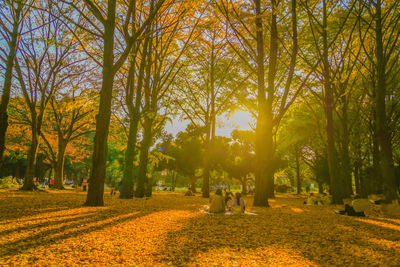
[165,111,255,137]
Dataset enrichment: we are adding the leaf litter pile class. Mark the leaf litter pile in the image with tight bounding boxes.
[0,189,399,266]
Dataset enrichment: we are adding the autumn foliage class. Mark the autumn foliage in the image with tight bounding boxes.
[0,190,399,266]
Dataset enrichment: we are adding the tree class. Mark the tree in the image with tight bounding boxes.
[300,0,360,203]
[14,2,83,190]
[40,92,95,189]
[135,1,200,198]
[62,0,166,205]
[116,4,152,199]
[217,0,300,206]
[0,0,31,170]
[223,130,255,194]
[175,2,243,197]
[173,127,204,192]
[358,0,400,202]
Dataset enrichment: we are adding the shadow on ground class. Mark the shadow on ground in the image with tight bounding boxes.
[154,197,400,266]
[0,190,399,266]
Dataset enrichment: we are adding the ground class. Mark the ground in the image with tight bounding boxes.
[0,190,399,266]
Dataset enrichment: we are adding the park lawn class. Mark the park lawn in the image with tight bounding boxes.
[0,190,399,266]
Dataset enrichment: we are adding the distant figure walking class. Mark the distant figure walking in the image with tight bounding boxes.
[82,177,88,192]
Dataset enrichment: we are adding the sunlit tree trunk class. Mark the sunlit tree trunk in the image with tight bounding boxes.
[85,0,116,206]
[265,0,278,199]
[202,34,216,198]
[253,0,270,207]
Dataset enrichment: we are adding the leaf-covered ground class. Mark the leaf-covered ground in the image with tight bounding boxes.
[0,189,399,266]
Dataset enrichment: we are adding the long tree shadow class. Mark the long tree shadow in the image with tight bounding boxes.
[0,191,209,259]
[0,190,84,220]
[0,211,97,237]
[0,208,152,257]
[154,206,400,266]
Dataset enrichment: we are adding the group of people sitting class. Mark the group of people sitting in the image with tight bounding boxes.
[304,192,400,217]
[207,189,246,214]
[304,192,331,206]
[304,192,367,216]
[335,195,369,217]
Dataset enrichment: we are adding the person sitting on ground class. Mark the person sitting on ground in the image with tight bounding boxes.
[336,195,368,217]
[228,192,246,214]
[209,189,225,213]
[225,192,235,206]
[235,192,246,213]
[304,193,316,205]
[184,189,194,196]
[369,194,385,204]
[320,192,331,205]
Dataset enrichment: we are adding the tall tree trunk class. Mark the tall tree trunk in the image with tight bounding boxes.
[48,167,53,180]
[295,147,301,194]
[15,163,20,179]
[202,40,216,198]
[120,25,149,199]
[54,138,66,190]
[340,94,352,197]
[253,0,270,207]
[120,115,140,198]
[322,0,343,204]
[171,171,177,191]
[21,127,39,190]
[371,125,382,193]
[241,177,247,195]
[190,176,197,193]
[202,120,211,198]
[354,161,361,195]
[202,150,210,197]
[210,35,216,141]
[318,183,324,194]
[374,1,397,202]
[84,0,117,206]
[135,118,152,198]
[265,0,278,199]
[0,4,22,170]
